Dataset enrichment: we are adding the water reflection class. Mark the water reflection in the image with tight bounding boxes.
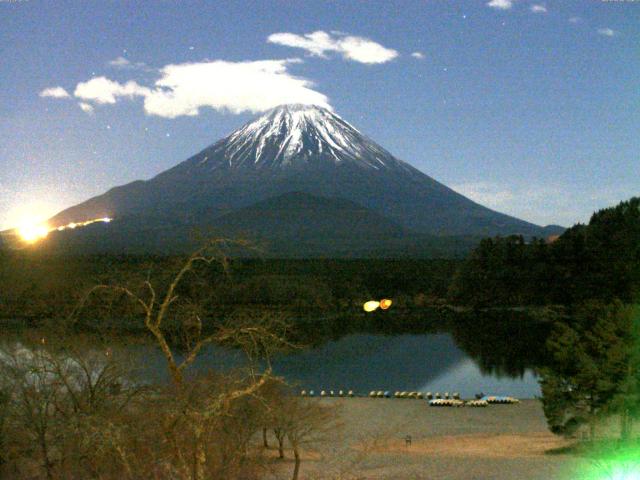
[271,333,466,393]
[446,310,552,378]
[1,310,552,399]
[272,309,550,397]
[419,358,540,399]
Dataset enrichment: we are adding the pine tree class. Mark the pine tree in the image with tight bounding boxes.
[538,301,634,440]
[610,305,640,440]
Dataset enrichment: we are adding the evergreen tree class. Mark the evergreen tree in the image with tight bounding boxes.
[610,305,640,440]
[538,301,634,439]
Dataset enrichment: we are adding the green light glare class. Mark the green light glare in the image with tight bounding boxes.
[579,443,640,480]
[609,471,640,480]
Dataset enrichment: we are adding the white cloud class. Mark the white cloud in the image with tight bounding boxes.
[597,27,617,37]
[143,59,330,117]
[267,31,337,58]
[39,86,70,99]
[58,59,329,118]
[486,0,514,10]
[338,36,399,64]
[568,16,581,24]
[108,56,130,67]
[108,56,149,70]
[78,102,94,113]
[411,52,425,60]
[267,30,398,64]
[74,77,151,104]
[530,4,547,13]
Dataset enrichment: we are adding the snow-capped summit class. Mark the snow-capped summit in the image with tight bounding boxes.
[196,104,408,171]
[49,104,560,248]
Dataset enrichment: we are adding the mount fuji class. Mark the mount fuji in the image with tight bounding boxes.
[44,104,562,256]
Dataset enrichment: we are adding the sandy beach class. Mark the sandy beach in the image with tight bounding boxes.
[264,398,588,480]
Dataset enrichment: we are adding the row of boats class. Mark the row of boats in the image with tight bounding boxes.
[300,389,355,397]
[299,389,519,406]
[427,396,520,407]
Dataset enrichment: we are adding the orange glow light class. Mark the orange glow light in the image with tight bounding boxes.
[379,299,393,310]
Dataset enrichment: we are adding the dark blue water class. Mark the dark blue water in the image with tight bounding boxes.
[271,333,540,398]
[138,332,541,398]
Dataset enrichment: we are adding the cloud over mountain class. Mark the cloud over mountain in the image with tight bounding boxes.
[51,59,330,118]
[143,59,330,117]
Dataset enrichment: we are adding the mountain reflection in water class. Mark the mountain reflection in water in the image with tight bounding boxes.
[1,311,551,399]
[134,310,550,398]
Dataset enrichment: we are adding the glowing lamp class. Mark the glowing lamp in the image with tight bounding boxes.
[379,299,393,310]
[363,301,380,312]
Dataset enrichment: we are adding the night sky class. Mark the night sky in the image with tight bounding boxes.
[1,0,638,230]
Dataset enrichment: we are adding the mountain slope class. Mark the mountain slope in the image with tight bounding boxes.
[36,192,480,257]
[212,191,405,240]
[47,104,558,254]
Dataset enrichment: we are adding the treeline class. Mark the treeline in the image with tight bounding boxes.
[0,252,459,329]
[449,197,640,307]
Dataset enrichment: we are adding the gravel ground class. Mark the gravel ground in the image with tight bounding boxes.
[267,398,589,480]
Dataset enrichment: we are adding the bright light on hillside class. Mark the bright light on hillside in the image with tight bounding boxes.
[17,221,50,243]
[14,216,113,244]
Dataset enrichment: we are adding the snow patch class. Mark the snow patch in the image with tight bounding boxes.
[201,104,412,172]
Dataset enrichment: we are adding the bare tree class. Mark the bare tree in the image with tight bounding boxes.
[70,239,302,480]
[1,345,61,480]
[260,392,339,480]
[0,337,140,480]
[72,239,251,388]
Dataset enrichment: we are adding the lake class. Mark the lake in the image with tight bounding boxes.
[1,311,548,399]
[133,331,542,399]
